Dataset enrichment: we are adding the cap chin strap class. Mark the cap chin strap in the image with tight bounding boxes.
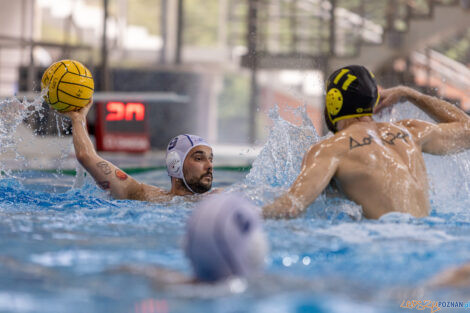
[182,175,212,194]
[182,175,197,194]
[179,143,212,195]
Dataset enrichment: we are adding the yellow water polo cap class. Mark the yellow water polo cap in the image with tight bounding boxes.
[325,65,379,132]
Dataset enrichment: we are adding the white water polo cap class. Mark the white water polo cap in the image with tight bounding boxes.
[184,193,268,282]
[165,134,212,186]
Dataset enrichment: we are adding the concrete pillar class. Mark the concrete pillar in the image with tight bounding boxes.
[161,0,182,64]
[218,0,228,48]
[207,73,221,143]
[462,0,470,9]
[117,0,127,51]
[0,0,35,95]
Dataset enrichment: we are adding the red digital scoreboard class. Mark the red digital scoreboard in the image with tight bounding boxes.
[95,99,150,153]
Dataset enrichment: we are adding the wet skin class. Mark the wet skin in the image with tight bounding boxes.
[428,262,470,288]
[320,121,430,219]
[264,120,431,219]
[263,86,470,219]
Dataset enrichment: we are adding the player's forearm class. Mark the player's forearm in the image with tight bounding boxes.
[70,116,98,164]
[402,87,470,124]
[262,194,305,219]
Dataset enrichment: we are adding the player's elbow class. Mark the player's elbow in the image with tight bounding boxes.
[75,150,98,168]
[75,150,87,165]
[463,131,470,152]
[76,150,93,165]
[458,124,470,152]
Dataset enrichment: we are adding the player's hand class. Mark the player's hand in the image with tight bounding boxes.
[62,98,93,121]
[374,87,405,114]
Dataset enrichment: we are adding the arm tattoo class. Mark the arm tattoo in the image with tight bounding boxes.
[96,161,112,175]
[115,169,128,181]
[98,181,110,190]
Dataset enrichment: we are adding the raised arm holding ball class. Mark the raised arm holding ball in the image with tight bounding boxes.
[42,60,214,201]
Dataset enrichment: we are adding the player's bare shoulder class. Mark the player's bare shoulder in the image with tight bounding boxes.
[306,128,356,160]
[375,122,414,147]
[327,122,414,155]
[395,119,436,143]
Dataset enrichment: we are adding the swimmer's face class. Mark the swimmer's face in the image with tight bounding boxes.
[183,146,213,193]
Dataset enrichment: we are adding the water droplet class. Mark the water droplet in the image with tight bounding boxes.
[282,256,293,267]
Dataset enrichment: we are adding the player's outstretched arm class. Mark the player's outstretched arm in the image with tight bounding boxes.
[262,141,339,219]
[378,86,469,124]
[63,100,165,200]
[379,86,470,155]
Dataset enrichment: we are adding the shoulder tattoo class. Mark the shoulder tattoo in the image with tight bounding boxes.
[381,131,409,145]
[349,135,372,150]
[349,131,410,150]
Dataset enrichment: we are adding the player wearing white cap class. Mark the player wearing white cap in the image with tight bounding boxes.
[165,134,213,194]
[63,101,214,201]
[113,193,268,285]
[184,193,268,282]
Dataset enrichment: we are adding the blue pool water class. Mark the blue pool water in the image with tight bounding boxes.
[1,100,470,313]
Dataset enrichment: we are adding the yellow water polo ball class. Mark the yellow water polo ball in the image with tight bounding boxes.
[41,60,94,112]
[326,88,343,116]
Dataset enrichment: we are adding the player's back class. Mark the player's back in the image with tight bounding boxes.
[331,121,430,218]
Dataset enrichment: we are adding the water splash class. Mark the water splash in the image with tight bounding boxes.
[0,96,42,175]
[0,100,468,312]
[229,105,318,208]
[246,105,318,186]
[239,100,470,220]
[228,104,363,220]
[0,93,73,182]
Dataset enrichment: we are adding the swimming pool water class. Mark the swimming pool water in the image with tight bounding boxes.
[1,101,470,313]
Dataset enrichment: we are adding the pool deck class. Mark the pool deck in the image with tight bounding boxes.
[0,124,261,171]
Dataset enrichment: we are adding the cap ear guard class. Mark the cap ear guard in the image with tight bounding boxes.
[166,150,182,177]
[324,106,338,133]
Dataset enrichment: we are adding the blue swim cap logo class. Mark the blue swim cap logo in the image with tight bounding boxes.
[234,212,251,234]
[193,137,204,143]
[168,137,178,150]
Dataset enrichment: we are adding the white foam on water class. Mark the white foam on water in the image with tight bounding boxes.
[313,222,457,244]
[0,292,35,312]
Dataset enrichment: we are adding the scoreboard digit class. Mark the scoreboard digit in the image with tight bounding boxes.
[95,100,150,153]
